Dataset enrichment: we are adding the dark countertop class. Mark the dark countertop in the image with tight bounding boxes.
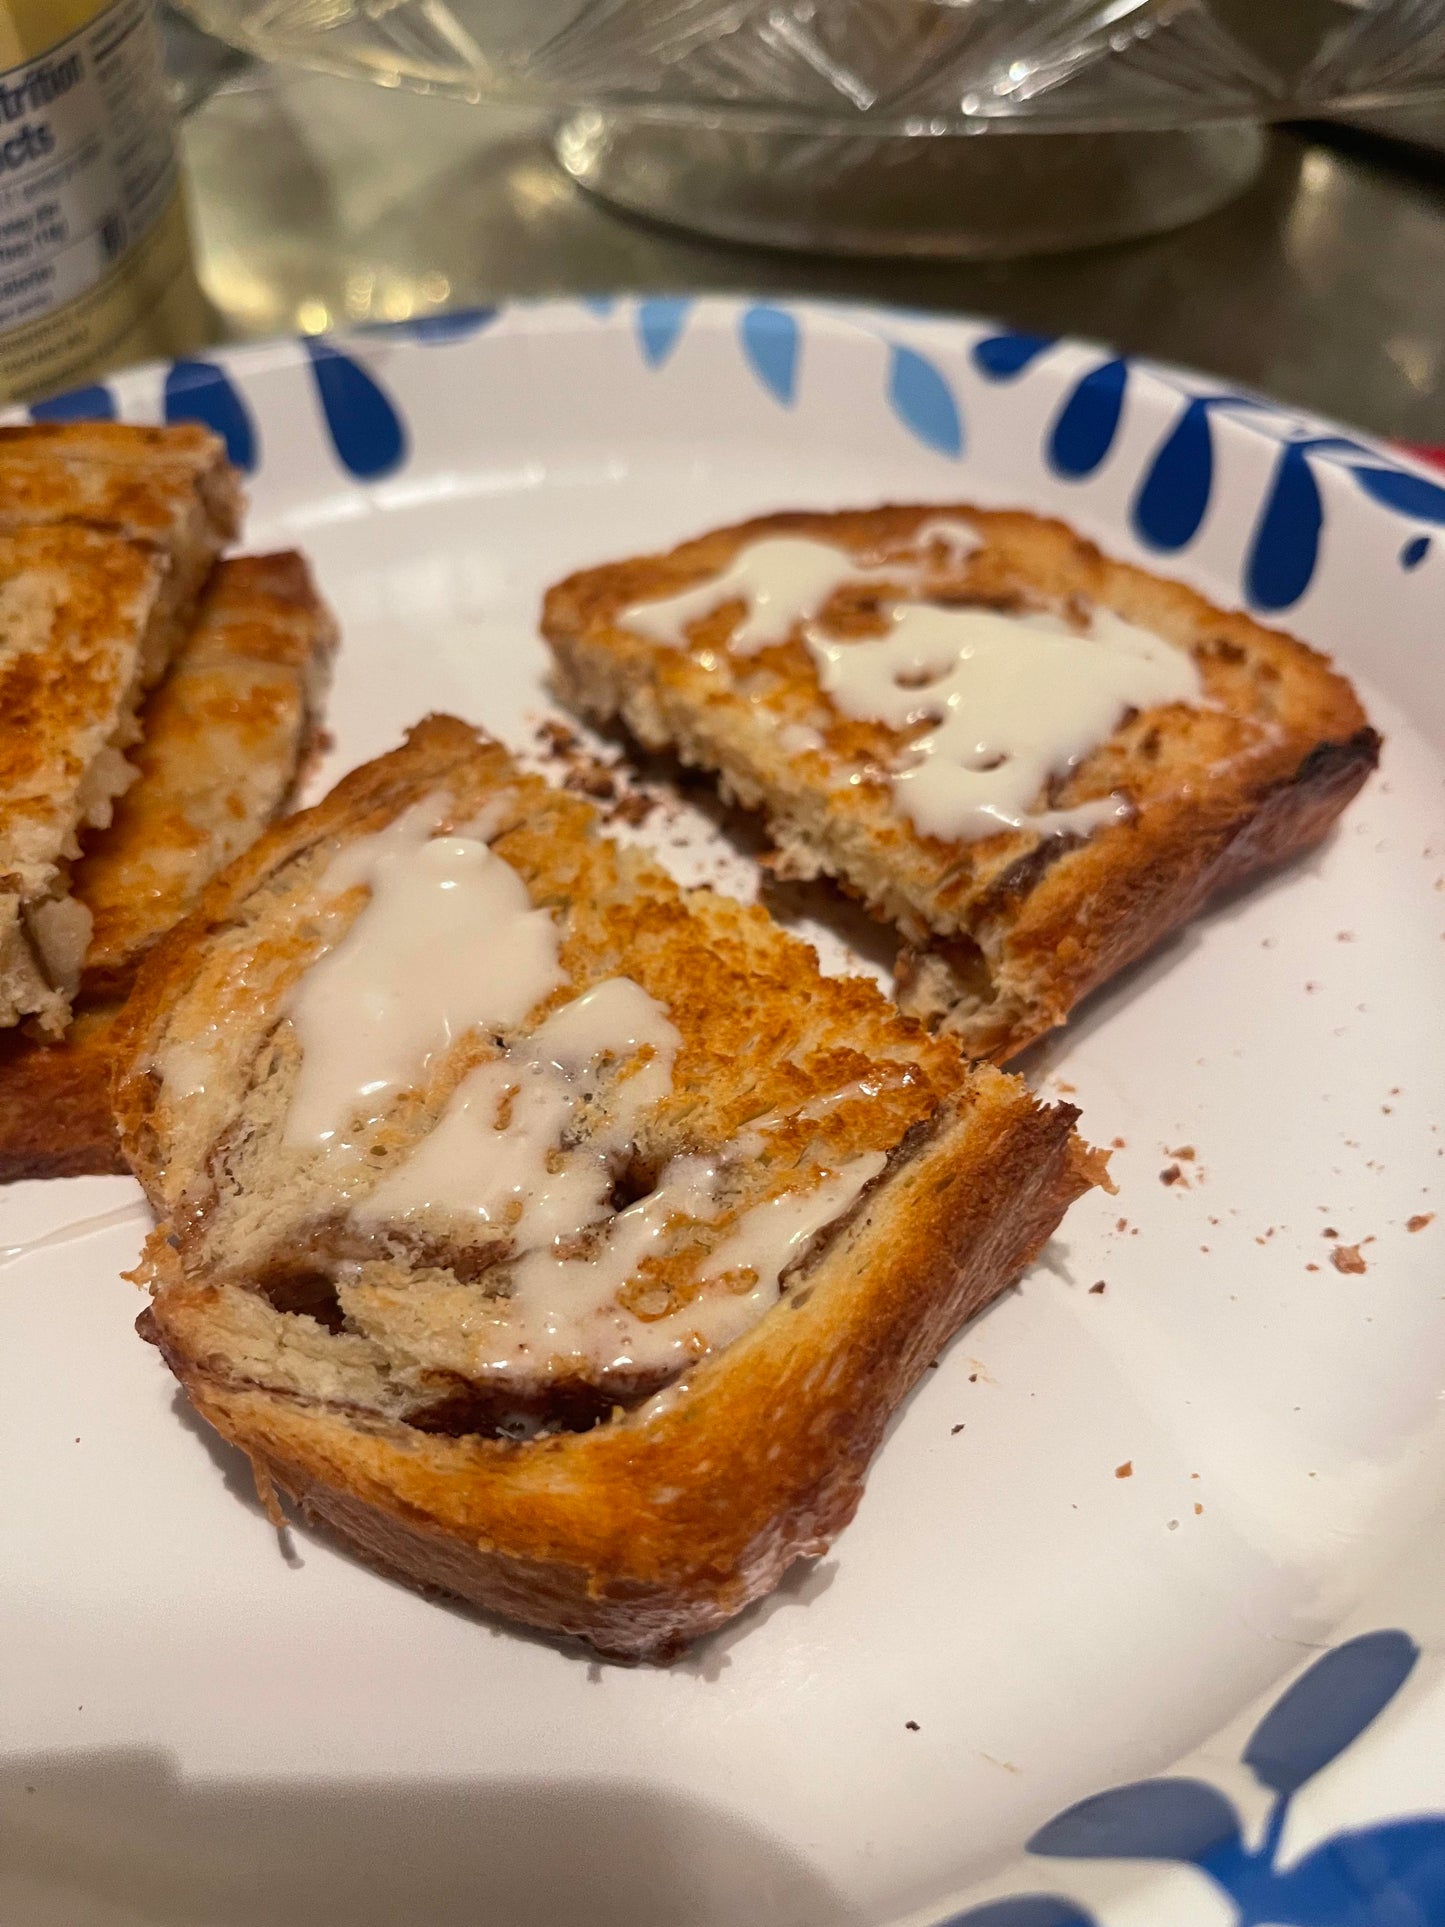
[180,68,1445,442]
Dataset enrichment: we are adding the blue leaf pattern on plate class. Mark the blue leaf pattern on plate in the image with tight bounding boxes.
[29,383,117,423]
[378,308,497,344]
[1346,463,1445,523]
[164,358,257,472]
[1243,1629,1416,1797]
[1245,441,1323,611]
[740,304,800,406]
[887,345,963,457]
[937,1897,1096,1927]
[992,1632,1443,1927]
[1132,395,1217,550]
[119,314,1445,622]
[1030,347,1445,601]
[1273,1817,1445,1927]
[1048,358,1128,478]
[303,339,406,480]
[191,312,1445,619]
[636,298,692,368]
[1030,1778,1241,1865]
[971,332,1056,381]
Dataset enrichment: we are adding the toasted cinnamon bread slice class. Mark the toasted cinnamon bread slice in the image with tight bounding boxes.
[543,505,1379,1061]
[0,526,171,1033]
[0,553,337,1180]
[0,421,242,678]
[0,423,243,1035]
[115,715,1101,1659]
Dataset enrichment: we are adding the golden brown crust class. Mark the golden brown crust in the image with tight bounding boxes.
[75,551,338,1000]
[0,419,242,543]
[0,420,229,464]
[0,423,245,1034]
[0,1005,126,1181]
[896,725,1379,1055]
[0,527,165,865]
[542,504,1380,1060]
[0,554,336,1180]
[141,1081,1095,1660]
[117,716,1102,1658]
[0,420,243,680]
[0,526,170,1032]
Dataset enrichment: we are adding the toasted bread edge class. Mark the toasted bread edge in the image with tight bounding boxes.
[142,1076,1097,1660]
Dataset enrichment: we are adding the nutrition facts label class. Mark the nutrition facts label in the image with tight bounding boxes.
[0,0,176,336]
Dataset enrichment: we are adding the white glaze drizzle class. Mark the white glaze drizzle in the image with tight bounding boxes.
[810,602,1198,842]
[733,1070,919,1152]
[621,536,883,658]
[676,1155,885,1357]
[163,1028,224,1102]
[358,966,882,1371]
[619,523,983,660]
[276,804,881,1376]
[777,721,826,756]
[0,1201,147,1271]
[909,517,985,564]
[620,529,1202,842]
[357,977,680,1243]
[443,1150,883,1377]
[283,800,564,1149]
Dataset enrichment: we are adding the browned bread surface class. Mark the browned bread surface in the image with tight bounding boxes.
[117,715,1101,1658]
[0,422,243,686]
[0,1005,126,1181]
[0,423,244,1035]
[0,526,169,1034]
[0,553,336,1179]
[76,550,338,1000]
[0,420,242,679]
[543,504,1379,1060]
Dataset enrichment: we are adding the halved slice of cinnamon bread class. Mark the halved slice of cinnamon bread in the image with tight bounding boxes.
[542,505,1379,1061]
[0,552,337,1181]
[115,715,1102,1660]
[0,421,243,1035]
[0,525,172,1034]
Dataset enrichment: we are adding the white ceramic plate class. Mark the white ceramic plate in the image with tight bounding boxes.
[4,299,1445,1927]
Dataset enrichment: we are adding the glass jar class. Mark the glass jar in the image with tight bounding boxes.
[0,0,210,402]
